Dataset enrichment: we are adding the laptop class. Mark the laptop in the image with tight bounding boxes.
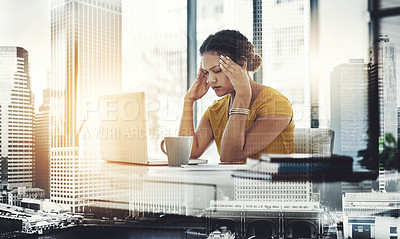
[98,92,207,166]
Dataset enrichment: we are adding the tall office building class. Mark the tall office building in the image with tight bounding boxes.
[0,47,35,191]
[253,0,263,84]
[330,59,369,159]
[50,0,122,212]
[34,89,51,198]
[398,107,400,150]
[369,35,398,192]
[262,0,311,128]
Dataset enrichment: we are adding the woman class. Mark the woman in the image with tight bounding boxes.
[179,29,294,162]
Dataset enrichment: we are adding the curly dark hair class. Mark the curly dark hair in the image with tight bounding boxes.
[199,29,262,72]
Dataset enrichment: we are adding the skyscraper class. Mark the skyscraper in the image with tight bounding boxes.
[0,47,35,192]
[369,35,398,192]
[330,59,369,159]
[398,107,400,150]
[370,35,398,143]
[330,59,371,193]
[34,89,51,198]
[262,0,311,128]
[50,0,122,212]
[253,0,263,84]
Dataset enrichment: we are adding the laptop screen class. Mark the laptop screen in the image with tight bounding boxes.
[98,92,148,164]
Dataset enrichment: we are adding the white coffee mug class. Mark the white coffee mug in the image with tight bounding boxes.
[160,136,193,167]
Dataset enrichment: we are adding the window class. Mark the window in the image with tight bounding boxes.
[379,0,400,9]
[122,0,187,157]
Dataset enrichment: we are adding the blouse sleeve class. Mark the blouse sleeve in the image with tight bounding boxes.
[257,96,293,117]
[202,105,211,120]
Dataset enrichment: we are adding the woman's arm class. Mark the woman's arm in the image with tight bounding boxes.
[178,63,213,158]
[218,55,252,162]
[178,99,214,158]
[220,113,291,162]
[219,92,249,162]
[218,55,291,162]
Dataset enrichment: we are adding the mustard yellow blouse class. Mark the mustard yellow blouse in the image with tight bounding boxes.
[203,86,295,159]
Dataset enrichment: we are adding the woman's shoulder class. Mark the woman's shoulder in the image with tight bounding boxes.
[261,86,285,96]
[252,86,293,116]
[258,86,291,103]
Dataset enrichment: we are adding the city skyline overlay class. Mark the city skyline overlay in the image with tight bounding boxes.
[1,0,400,238]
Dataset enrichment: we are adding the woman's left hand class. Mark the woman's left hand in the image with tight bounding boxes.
[219,55,251,96]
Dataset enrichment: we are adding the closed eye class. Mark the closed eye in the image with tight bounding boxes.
[214,69,222,73]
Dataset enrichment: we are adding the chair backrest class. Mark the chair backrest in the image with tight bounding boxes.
[293,128,335,155]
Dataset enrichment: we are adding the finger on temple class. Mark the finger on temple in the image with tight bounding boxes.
[222,55,240,71]
[220,63,233,74]
[220,59,235,73]
[221,56,236,69]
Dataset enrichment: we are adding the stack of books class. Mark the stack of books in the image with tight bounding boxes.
[232,154,377,182]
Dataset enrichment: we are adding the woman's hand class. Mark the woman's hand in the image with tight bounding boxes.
[219,55,251,96]
[185,62,211,102]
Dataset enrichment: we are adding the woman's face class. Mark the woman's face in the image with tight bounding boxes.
[201,52,235,97]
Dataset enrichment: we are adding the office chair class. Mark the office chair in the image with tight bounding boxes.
[293,128,335,156]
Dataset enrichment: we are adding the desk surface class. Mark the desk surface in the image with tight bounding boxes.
[82,158,380,215]
[55,157,400,238]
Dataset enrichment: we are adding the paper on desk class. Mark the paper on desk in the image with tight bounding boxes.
[180,163,246,171]
[246,158,280,173]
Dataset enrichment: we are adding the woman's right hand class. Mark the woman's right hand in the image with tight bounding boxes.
[185,63,210,102]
